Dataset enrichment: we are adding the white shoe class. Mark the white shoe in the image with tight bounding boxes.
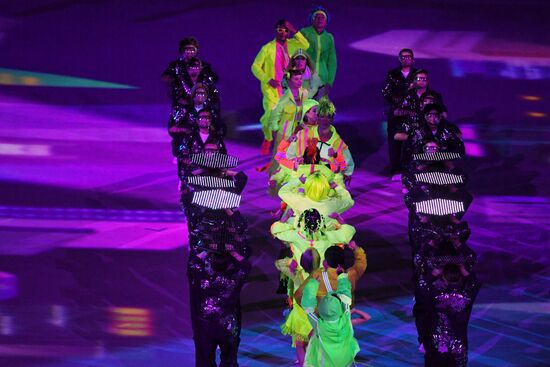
[391,174,402,181]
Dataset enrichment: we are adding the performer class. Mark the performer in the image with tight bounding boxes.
[301,270,360,367]
[276,248,321,366]
[252,19,309,155]
[300,6,337,96]
[381,48,418,180]
[286,49,323,98]
[187,247,251,367]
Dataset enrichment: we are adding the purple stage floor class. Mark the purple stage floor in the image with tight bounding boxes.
[1,1,550,366]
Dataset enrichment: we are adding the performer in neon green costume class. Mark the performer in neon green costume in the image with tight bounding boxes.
[302,272,360,367]
[252,19,309,154]
[300,6,337,95]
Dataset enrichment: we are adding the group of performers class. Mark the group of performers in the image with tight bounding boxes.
[384,49,481,366]
[162,37,251,367]
[160,4,480,366]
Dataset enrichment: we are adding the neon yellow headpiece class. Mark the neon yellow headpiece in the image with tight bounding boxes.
[304,171,330,202]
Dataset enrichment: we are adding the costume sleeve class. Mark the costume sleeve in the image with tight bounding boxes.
[301,277,320,313]
[251,46,269,83]
[292,31,310,51]
[275,257,294,279]
[336,273,352,305]
[348,247,367,283]
[342,148,355,176]
[331,181,354,213]
[274,139,295,169]
[325,224,356,245]
[381,71,394,105]
[268,95,285,131]
[327,34,337,86]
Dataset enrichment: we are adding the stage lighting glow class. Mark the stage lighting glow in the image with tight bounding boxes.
[107,307,153,337]
[351,30,550,80]
[520,95,542,101]
[526,112,547,118]
[0,143,51,157]
[0,68,136,89]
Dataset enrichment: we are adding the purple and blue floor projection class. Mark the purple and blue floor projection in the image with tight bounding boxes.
[0,1,549,366]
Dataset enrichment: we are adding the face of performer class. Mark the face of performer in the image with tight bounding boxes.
[415,72,429,90]
[182,45,198,61]
[304,106,318,125]
[421,96,436,109]
[312,12,327,32]
[293,56,307,71]
[275,25,289,43]
[288,73,303,89]
[425,109,441,129]
[187,64,201,79]
[318,114,333,129]
[399,51,414,68]
[193,88,207,104]
[197,111,212,131]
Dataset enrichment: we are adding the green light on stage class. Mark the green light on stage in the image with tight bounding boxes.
[0,68,137,89]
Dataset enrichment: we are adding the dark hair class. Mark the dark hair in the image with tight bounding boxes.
[414,69,429,78]
[443,263,461,284]
[422,103,444,115]
[210,252,231,273]
[301,208,322,233]
[187,57,202,68]
[300,248,320,274]
[191,83,208,98]
[399,48,414,57]
[309,6,330,24]
[284,68,303,80]
[274,19,288,29]
[179,37,199,52]
[325,246,345,269]
[197,108,212,116]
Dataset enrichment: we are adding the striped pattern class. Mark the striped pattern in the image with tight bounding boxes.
[191,189,241,209]
[187,175,235,188]
[415,172,464,185]
[415,198,465,215]
[190,153,239,169]
[412,152,462,161]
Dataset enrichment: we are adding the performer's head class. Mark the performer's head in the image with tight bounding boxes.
[398,48,414,67]
[274,19,290,42]
[197,108,212,131]
[442,263,462,285]
[309,6,329,32]
[285,69,303,89]
[290,49,315,73]
[179,37,199,60]
[300,208,323,234]
[304,171,330,202]
[317,97,336,128]
[210,251,231,273]
[186,57,202,79]
[324,245,345,269]
[191,83,208,105]
[413,69,429,90]
[300,248,321,274]
[423,103,445,129]
[302,99,319,125]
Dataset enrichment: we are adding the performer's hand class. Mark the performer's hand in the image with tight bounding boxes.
[283,20,297,34]
[299,174,306,184]
[327,147,337,158]
[268,79,280,89]
[289,259,298,275]
[348,240,358,250]
[287,296,293,309]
